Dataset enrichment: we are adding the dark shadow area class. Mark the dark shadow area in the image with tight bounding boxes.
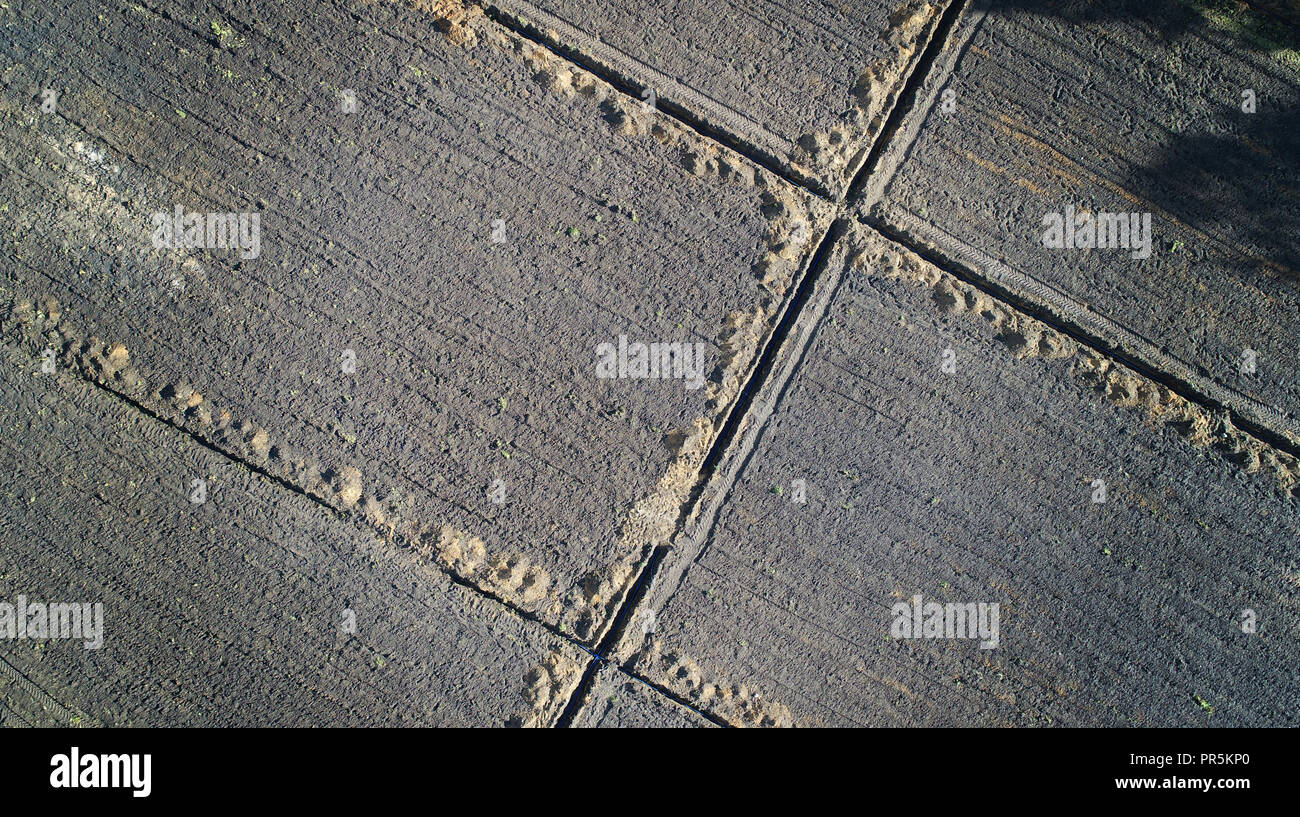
[993,0,1204,38]
[1131,101,1300,276]
[995,0,1300,34]
[987,0,1300,278]
[1240,0,1300,29]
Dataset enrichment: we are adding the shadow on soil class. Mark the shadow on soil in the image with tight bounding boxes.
[989,0,1300,277]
